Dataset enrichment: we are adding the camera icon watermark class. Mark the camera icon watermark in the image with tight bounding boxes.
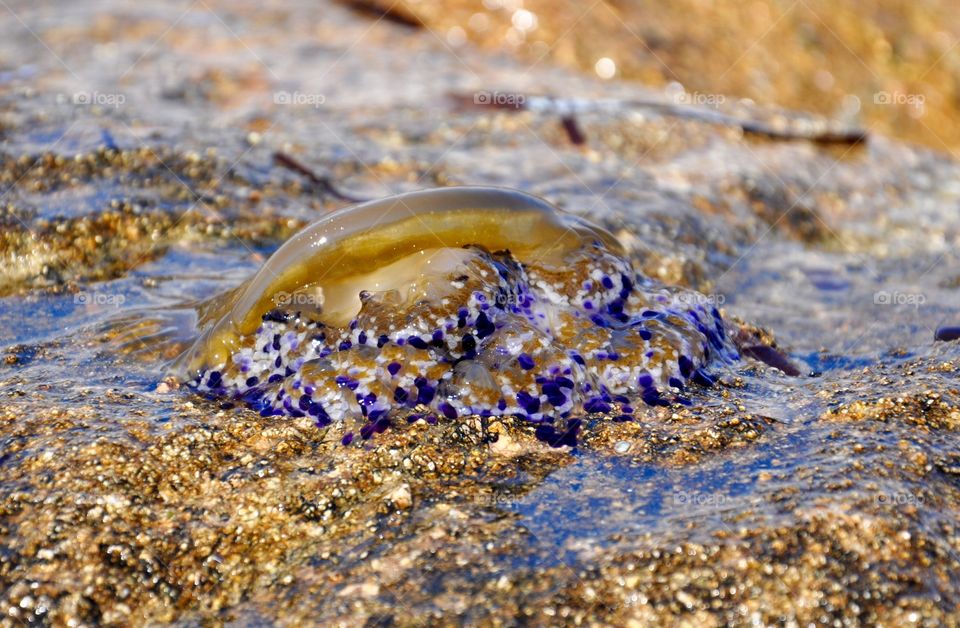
[873,290,925,308]
[676,292,726,307]
[673,491,731,508]
[273,291,321,308]
[72,91,126,109]
[274,91,326,108]
[877,491,924,506]
[671,91,726,108]
[486,493,521,508]
[473,90,526,109]
[74,291,126,307]
[873,91,925,109]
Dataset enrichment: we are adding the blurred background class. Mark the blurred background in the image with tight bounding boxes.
[392,0,959,151]
[3,0,957,150]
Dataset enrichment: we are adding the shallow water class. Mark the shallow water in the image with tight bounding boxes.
[2,0,960,624]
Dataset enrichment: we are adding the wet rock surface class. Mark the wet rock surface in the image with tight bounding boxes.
[1,0,960,624]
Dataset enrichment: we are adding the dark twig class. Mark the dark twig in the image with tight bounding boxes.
[560,115,587,146]
[333,0,423,28]
[935,326,960,342]
[449,92,868,145]
[271,152,367,203]
[740,345,802,376]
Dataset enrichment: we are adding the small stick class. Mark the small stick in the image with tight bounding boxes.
[333,0,423,28]
[934,326,960,342]
[740,344,802,376]
[272,152,366,203]
[560,115,587,146]
[449,92,867,145]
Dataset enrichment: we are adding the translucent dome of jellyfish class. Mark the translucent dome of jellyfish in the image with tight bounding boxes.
[173,186,738,446]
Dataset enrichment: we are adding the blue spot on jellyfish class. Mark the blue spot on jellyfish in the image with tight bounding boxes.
[172,186,738,446]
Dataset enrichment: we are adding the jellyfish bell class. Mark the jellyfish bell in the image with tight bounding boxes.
[172,186,736,446]
[174,186,622,379]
